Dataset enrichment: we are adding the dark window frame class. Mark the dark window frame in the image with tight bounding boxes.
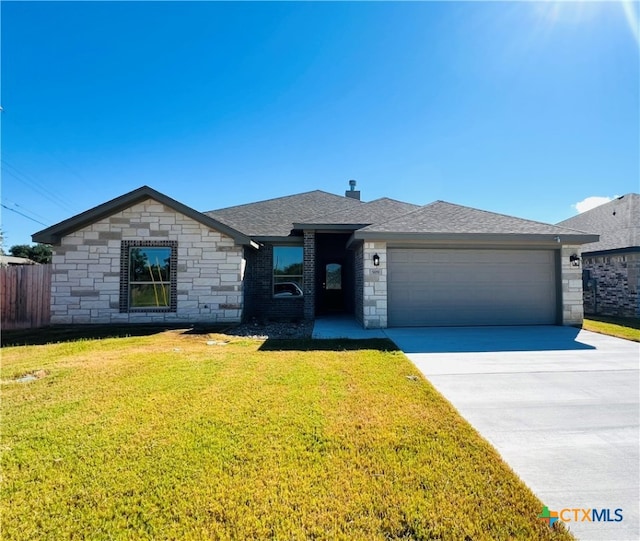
[120,240,178,312]
[272,245,304,298]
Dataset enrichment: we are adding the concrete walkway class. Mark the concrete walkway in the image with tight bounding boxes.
[312,318,640,540]
[312,315,387,339]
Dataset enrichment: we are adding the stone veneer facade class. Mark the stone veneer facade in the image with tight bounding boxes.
[50,199,244,324]
[361,241,387,328]
[561,244,585,326]
[582,251,640,318]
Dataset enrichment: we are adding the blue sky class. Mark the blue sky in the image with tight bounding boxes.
[1,1,638,248]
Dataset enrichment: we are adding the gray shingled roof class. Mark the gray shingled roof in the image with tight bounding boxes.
[557,193,640,253]
[35,185,604,247]
[205,190,363,237]
[358,201,595,236]
[299,197,421,226]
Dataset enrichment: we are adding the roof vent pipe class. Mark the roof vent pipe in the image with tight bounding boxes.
[345,179,361,200]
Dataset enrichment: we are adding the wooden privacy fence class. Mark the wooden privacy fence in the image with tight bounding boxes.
[1,265,52,330]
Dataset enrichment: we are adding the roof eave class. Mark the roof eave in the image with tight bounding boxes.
[292,222,369,231]
[352,231,600,245]
[581,246,640,256]
[32,186,253,246]
[251,235,303,244]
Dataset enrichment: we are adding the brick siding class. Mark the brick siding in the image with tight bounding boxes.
[354,242,364,326]
[243,243,304,322]
[303,231,316,320]
[582,252,640,318]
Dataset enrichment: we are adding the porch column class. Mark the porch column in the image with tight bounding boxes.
[561,244,584,325]
[362,241,388,328]
[303,230,316,320]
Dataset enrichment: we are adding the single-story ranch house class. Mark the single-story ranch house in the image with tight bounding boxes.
[33,183,598,328]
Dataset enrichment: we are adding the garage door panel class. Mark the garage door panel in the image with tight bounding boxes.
[388,249,557,327]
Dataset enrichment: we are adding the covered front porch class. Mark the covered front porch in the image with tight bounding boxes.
[311,314,387,339]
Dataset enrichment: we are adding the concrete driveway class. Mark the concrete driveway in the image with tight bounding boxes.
[384,326,639,541]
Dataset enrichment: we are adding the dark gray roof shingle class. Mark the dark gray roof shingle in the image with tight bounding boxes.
[359,200,593,236]
[300,198,420,225]
[34,185,604,246]
[557,194,639,253]
[205,190,363,237]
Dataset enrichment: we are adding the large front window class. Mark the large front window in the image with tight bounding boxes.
[120,241,177,312]
[273,246,303,297]
[130,247,171,307]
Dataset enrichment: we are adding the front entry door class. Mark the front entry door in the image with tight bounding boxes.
[322,262,344,312]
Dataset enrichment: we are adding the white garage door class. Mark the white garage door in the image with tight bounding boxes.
[388,248,557,327]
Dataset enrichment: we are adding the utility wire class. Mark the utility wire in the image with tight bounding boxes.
[1,197,51,223]
[0,203,50,227]
[2,167,71,212]
[1,110,92,187]
[0,158,74,212]
[1,160,77,213]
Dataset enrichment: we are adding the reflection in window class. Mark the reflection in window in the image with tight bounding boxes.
[273,246,303,297]
[129,246,172,308]
[120,241,177,313]
[326,263,342,290]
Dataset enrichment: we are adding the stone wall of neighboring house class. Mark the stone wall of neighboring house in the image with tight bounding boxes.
[242,243,304,322]
[582,251,640,318]
[561,244,585,326]
[362,241,387,329]
[353,242,364,326]
[50,199,244,324]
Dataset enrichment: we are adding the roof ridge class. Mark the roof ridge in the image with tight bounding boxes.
[358,199,595,235]
[361,200,440,229]
[206,190,361,213]
[301,196,420,224]
[368,196,420,206]
[432,200,593,234]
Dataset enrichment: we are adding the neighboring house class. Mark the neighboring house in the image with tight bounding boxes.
[33,183,598,328]
[0,255,39,266]
[558,194,639,318]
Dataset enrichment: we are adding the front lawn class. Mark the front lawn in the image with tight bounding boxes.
[1,331,572,540]
[583,315,640,342]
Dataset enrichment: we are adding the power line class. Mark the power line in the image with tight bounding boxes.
[2,167,73,212]
[1,110,92,187]
[2,159,76,211]
[1,197,52,223]
[1,203,50,227]
[1,160,77,213]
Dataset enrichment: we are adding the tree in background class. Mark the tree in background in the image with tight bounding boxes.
[8,244,53,264]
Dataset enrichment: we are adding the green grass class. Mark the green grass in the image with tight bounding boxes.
[1,331,573,540]
[583,315,640,342]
